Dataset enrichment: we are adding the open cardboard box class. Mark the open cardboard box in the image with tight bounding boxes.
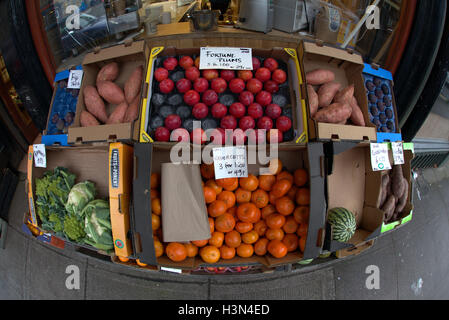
[139,46,308,144]
[68,40,150,144]
[130,142,326,270]
[323,142,383,258]
[26,143,133,257]
[297,40,377,142]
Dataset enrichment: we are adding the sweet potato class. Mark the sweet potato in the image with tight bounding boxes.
[80,110,100,127]
[97,62,119,83]
[124,95,140,123]
[307,84,319,117]
[349,96,366,126]
[391,165,405,199]
[97,80,125,105]
[306,69,335,85]
[395,177,409,214]
[333,85,355,104]
[379,174,390,208]
[83,85,108,123]
[313,102,352,124]
[107,102,128,124]
[318,82,341,108]
[381,194,396,222]
[124,65,143,104]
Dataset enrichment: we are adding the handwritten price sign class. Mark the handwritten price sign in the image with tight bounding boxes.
[370,143,391,171]
[213,146,248,179]
[200,47,253,70]
[391,142,405,165]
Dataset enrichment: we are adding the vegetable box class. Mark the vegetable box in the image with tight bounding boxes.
[42,66,82,146]
[25,143,132,257]
[139,46,308,144]
[68,40,150,144]
[298,40,377,142]
[128,142,326,271]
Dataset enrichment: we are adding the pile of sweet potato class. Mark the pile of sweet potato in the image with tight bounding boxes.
[81,62,143,127]
[379,165,409,223]
[306,69,365,126]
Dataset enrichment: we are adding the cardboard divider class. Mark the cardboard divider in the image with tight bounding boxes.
[323,142,384,256]
[68,41,150,144]
[297,41,377,142]
[131,141,326,269]
[139,46,307,144]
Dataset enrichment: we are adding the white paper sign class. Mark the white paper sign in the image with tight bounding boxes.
[199,47,253,70]
[160,267,182,274]
[213,146,248,179]
[391,142,405,165]
[370,143,391,171]
[33,144,46,168]
[67,70,84,89]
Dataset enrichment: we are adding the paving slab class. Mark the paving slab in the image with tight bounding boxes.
[209,268,335,300]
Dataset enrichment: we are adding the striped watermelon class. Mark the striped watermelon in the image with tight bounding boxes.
[328,208,356,242]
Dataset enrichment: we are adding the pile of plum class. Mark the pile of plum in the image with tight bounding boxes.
[365,76,396,133]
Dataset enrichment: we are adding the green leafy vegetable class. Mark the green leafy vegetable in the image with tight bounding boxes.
[82,200,114,251]
[65,181,96,217]
[63,214,86,242]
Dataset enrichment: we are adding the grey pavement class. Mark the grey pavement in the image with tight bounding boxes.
[1,164,449,300]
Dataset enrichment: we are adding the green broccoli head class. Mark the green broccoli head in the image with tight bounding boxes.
[49,213,63,233]
[63,214,86,242]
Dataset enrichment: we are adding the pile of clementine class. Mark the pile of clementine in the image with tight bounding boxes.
[158,159,311,264]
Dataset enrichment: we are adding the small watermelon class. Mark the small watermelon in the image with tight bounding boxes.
[328,208,356,242]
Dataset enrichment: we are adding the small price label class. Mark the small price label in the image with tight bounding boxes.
[200,47,253,70]
[370,143,391,171]
[391,142,405,165]
[67,70,84,89]
[213,146,248,179]
[33,144,46,168]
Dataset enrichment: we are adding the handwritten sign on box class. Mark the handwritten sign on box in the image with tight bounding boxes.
[212,146,248,179]
[391,142,405,165]
[199,47,253,70]
[370,143,391,171]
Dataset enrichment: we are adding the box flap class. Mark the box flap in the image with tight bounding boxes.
[83,41,146,65]
[303,41,364,66]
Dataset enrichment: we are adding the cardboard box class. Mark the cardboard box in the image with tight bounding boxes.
[362,63,403,143]
[68,41,150,144]
[130,142,326,269]
[323,142,384,258]
[42,66,82,147]
[139,46,308,144]
[24,144,115,255]
[298,41,377,142]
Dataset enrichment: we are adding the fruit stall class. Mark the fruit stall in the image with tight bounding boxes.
[22,21,414,275]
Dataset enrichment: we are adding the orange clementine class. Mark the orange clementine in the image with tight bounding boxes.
[200,246,221,263]
[271,179,292,198]
[225,230,242,248]
[235,188,252,204]
[216,177,237,188]
[151,198,161,215]
[261,204,277,219]
[217,191,236,209]
[205,179,223,195]
[136,259,148,267]
[215,213,236,233]
[208,200,227,217]
[241,230,259,244]
[236,243,254,258]
[150,189,160,200]
[299,236,306,253]
[266,228,285,241]
[203,186,217,204]
[208,217,215,234]
[200,163,215,180]
[296,188,310,206]
[275,196,295,216]
[223,178,239,191]
[254,238,269,256]
[267,239,288,258]
[254,220,268,237]
[296,223,308,238]
[283,216,299,234]
[150,173,160,189]
[154,240,164,258]
[185,242,199,257]
[239,174,259,192]
[192,239,209,247]
[294,169,308,187]
[236,203,261,223]
[282,234,299,252]
[259,174,276,192]
[293,206,310,224]
[235,221,253,234]
[286,185,298,201]
[265,213,286,229]
[209,231,224,247]
[276,171,294,183]
[166,242,187,262]
[251,189,269,208]
[220,245,236,260]
[151,213,161,231]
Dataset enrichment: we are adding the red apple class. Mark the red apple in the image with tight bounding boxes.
[237,70,253,82]
[255,67,271,82]
[257,116,273,130]
[252,57,261,70]
[230,128,247,145]
[263,58,279,72]
[220,70,235,82]
[229,78,246,94]
[179,56,194,70]
[267,129,283,144]
[276,116,292,132]
[247,103,264,119]
[192,103,209,119]
[193,78,209,93]
[183,90,200,106]
[154,68,169,82]
[255,91,272,107]
[211,78,227,94]
[170,128,190,142]
[272,69,287,84]
[246,78,263,94]
[209,127,226,145]
[202,90,218,106]
[203,69,219,81]
[239,91,254,106]
[154,127,170,142]
[164,114,181,130]
[159,78,174,94]
[247,129,266,145]
[185,66,200,81]
[211,103,227,119]
[229,102,246,118]
[265,103,282,119]
[220,115,237,130]
[163,57,178,71]
[191,128,206,144]
[264,80,279,94]
[239,116,256,131]
[176,78,191,93]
